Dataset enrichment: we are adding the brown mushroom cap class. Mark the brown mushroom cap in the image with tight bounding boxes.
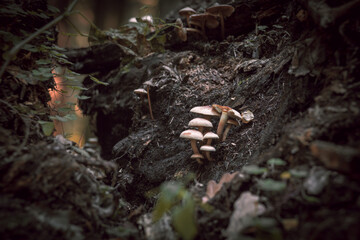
[241,110,254,123]
[206,4,235,18]
[188,118,213,128]
[179,7,196,25]
[205,14,219,29]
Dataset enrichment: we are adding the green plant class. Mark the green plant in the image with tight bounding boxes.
[153,181,197,240]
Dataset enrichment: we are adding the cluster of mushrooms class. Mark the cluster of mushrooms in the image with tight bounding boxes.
[176,4,235,41]
[180,105,254,164]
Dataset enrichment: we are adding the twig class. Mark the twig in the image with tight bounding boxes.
[0,0,80,81]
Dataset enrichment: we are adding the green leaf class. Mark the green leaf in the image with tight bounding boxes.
[242,165,267,175]
[68,85,89,91]
[152,182,184,221]
[267,158,287,166]
[289,169,308,178]
[36,59,52,65]
[258,179,286,192]
[50,115,69,122]
[89,75,109,86]
[75,95,91,100]
[38,120,54,136]
[172,194,197,240]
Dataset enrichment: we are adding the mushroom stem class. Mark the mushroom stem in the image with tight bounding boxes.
[146,86,154,120]
[221,124,232,142]
[204,151,213,161]
[219,15,225,40]
[217,111,228,139]
[190,140,200,154]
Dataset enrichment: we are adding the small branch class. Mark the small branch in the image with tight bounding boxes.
[0,0,80,81]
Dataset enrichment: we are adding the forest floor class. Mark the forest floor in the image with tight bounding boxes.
[1,0,360,240]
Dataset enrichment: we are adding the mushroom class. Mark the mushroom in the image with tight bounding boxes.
[203,132,219,145]
[176,18,204,42]
[212,104,232,139]
[189,13,209,39]
[178,7,196,27]
[206,4,235,40]
[133,88,148,118]
[200,145,216,161]
[191,153,205,164]
[241,110,254,123]
[188,117,213,133]
[190,105,220,121]
[143,80,155,120]
[221,119,239,142]
[180,129,203,154]
[205,14,219,29]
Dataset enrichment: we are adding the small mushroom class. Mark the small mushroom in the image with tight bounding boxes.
[200,145,216,161]
[190,105,220,120]
[212,104,232,139]
[143,80,155,120]
[203,132,219,145]
[189,13,209,39]
[191,153,205,164]
[221,119,239,141]
[241,110,254,123]
[176,18,204,42]
[180,129,203,155]
[205,14,219,29]
[178,7,196,27]
[206,4,235,40]
[133,88,148,118]
[188,117,213,133]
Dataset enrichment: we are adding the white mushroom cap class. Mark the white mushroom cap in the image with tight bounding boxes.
[190,105,220,117]
[203,132,219,140]
[228,109,242,120]
[200,145,216,152]
[180,129,203,141]
[188,118,213,128]
[134,88,147,95]
[191,153,204,159]
[241,110,254,123]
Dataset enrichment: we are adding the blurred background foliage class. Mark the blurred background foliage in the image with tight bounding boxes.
[47,0,181,146]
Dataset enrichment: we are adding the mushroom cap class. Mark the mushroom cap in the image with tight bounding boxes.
[143,79,155,86]
[212,104,232,113]
[241,110,254,123]
[134,88,147,95]
[179,7,196,16]
[203,132,219,140]
[190,105,221,117]
[189,13,209,23]
[180,129,203,141]
[206,4,235,17]
[205,14,219,29]
[188,118,213,128]
[191,153,204,159]
[228,109,242,120]
[200,145,216,152]
[227,119,239,126]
